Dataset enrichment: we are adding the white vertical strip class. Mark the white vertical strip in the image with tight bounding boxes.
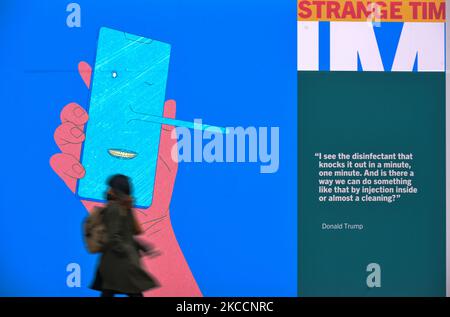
[392,22,445,72]
[330,22,384,71]
[297,21,319,71]
[446,0,449,297]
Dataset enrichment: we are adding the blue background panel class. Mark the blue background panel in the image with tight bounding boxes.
[0,0,297,296]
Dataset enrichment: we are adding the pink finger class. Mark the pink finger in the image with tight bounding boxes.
[144,100,179,212]
[54,121,85,145]
[50,153,85,193]
[54,121,85,159]
[163,99,176,119]
[78,61,92,89]
[159,99,178,172]
[60,102,88,126]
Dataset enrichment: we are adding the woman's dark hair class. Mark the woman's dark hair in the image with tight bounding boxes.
[106,174,133,209]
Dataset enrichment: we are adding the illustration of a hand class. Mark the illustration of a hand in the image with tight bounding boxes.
[50,61,201,297]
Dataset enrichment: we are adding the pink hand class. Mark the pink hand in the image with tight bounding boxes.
[50,61,202,297]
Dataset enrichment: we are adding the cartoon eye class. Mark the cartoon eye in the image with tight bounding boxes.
[111,71,118,78]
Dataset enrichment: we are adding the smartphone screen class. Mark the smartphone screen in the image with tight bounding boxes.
[77,27,171,208]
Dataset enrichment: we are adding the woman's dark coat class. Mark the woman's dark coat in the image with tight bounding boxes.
[91,201,158,294]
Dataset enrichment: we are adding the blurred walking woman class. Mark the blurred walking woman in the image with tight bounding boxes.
[91,174,158,297]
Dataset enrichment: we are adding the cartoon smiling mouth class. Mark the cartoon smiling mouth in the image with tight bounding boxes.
[108,149,138,159]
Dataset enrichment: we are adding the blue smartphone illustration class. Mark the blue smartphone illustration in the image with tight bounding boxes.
[77,27,171,208]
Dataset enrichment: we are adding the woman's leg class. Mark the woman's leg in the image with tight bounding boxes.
[100,290,116,297]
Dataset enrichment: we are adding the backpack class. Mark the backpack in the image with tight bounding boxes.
[83,206,108,253]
